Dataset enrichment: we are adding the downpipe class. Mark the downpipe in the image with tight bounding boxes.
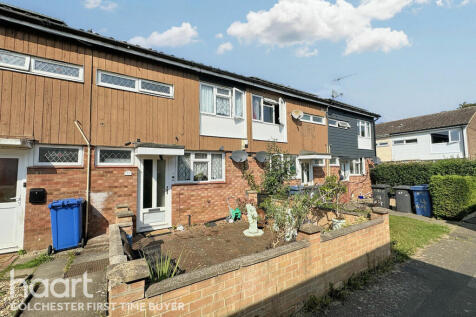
[74,120,91,242]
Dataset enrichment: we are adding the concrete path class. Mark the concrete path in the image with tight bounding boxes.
[317,215,476,317]
[21,237,109,316]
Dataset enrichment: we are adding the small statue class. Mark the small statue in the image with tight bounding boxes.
[243,204,264,237]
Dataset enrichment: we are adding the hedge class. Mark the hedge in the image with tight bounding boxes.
[370,159,476,187]
[429,175,476,220]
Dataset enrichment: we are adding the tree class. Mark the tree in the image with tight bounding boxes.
[458,102,476,109]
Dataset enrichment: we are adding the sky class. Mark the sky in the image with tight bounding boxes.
[4,0,476,122]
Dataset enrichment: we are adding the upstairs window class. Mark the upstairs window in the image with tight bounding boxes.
[200,83,243,118]
[394,139,417,145]
[97,70,173,98]
[31,58,83,81]
[0,49,84,82]
[252,95,285,125]
[329,118,350,129]
[0,49,30,71]
[301,113,325,125]
[431,131,449,144]
[359,121,371,138]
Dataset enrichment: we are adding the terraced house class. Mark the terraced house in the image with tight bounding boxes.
[0,4,379,253]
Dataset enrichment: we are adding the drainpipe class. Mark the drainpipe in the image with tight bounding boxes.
[74,120,91,240]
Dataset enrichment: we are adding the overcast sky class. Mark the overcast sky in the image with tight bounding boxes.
[5,0,476,122]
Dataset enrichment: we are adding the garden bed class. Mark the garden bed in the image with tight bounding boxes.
[132,220,281,273]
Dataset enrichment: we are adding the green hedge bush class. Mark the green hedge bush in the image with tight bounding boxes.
[429,175,476,220]
[370,159,476,187]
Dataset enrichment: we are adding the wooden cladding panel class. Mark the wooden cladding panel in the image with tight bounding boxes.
[246,88,328,155]
[0,26,92,143]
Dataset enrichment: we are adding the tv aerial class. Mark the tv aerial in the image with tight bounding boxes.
[330,73,356,99]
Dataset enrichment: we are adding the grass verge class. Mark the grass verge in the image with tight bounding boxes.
[390,215,450,262]
[301,214,450,314]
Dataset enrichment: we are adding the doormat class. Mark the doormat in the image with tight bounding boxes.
[64,258,109,278]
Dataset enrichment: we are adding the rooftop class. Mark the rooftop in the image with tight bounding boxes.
[0,2,380,118]
[375,107,476,137]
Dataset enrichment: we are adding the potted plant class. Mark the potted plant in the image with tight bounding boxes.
[193,172,208,182]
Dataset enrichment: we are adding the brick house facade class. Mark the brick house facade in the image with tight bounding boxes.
[0,4,379,252]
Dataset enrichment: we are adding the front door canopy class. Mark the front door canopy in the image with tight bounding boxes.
[135,143,184,156]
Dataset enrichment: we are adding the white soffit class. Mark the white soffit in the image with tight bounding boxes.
[135,147,184,156]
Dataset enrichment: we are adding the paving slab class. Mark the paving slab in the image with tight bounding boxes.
[309,222,476,317]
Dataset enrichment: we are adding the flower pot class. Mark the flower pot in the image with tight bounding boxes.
[331,218,346,230]
[257,208,266,229]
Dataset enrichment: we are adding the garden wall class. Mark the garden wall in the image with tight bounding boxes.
[107,208,391,317]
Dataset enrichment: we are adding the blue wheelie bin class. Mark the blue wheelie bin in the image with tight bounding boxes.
[48,198,85,254]
[410,185,432,217]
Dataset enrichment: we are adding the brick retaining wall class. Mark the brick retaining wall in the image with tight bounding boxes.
[107,208,391,317]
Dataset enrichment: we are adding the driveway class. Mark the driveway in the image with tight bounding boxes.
[316,218,476,316]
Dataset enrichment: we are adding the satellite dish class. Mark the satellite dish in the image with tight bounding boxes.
[231,150,247,163]
[255,151,268,163]
[291,110,304,120]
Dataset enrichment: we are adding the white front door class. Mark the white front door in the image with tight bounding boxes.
[0,154,26,253]
[137,157,172,232]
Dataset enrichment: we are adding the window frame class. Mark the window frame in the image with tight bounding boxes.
[31,57,84,82]
[431,131,450,144]
[97,70,138,92]
[252,94,281,125]
[449,129,460,143]
[329,157,340,166]
[358,121,372,138]
[233,88,245,119]
[95,147,134,167]
[0,49,30,71]
[175,152,225,184]
[139,78,174,98]
[199,82,234,118]
[34,145,84,167]
[328,119,338,127]
[300,113,326,125]
[377,142,389,147]
[393,138,418,145]
[350,158,363,176]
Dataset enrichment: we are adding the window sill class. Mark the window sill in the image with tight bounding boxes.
[29,165,84,169]
[252,119,280,126]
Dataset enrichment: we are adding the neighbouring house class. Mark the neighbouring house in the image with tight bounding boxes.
[376,107,476,162]
[0,3,379,253]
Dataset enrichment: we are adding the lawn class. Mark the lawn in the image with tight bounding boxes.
[390,215,450,261]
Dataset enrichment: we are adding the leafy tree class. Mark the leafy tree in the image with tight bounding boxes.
[458,102,476,109]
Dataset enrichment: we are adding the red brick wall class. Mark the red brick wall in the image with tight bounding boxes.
[23,147,137,251]
[108,211,391,317]
[171,153,264,225]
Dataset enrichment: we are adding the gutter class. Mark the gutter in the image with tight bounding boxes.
[0,13,379,119]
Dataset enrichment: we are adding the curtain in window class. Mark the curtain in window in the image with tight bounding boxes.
[200,85,214,113]
[252,96,261,120]
[193,162,208,181]
[211,154,223,180]
[177,154,191,181]
[216,96,230,116]
[234,90,243,118]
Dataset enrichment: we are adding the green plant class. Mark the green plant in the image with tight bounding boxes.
[429,175,476,220]
[311,175,347,219]
[193,173,208,182]
[370,159,476,187]
[262,193,310,247]
[17,249,26,256]
[63,251,76,273]
[145,250,183,283]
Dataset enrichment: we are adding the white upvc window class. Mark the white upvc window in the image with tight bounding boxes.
[176,152,225,183]
[377,142,389,147]
[329,157,339,166]
[358,121,372,138]
[31,57,84,82]
[450,129,460,143]
[34,145,83,167]
[329,118,350,129]
[200,83,239,118]
[97,70,173,98]
[96,147,134,166]
[0,49,30,71]
[252,94,285,125]
[301,113,326,125]
[312,159,325,166]
[350,158,363,176]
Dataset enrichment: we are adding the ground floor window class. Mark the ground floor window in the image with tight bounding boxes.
[176,152,225,183]
[339,158,365,180]
[34,145,83,167]
[301,161,313,185]
[96,147,133,166]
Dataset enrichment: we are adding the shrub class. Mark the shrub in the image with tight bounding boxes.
[429,175,476,219]
[370,159,476,186]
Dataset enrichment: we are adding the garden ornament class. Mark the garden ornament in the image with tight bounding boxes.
[243,204,264,237]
